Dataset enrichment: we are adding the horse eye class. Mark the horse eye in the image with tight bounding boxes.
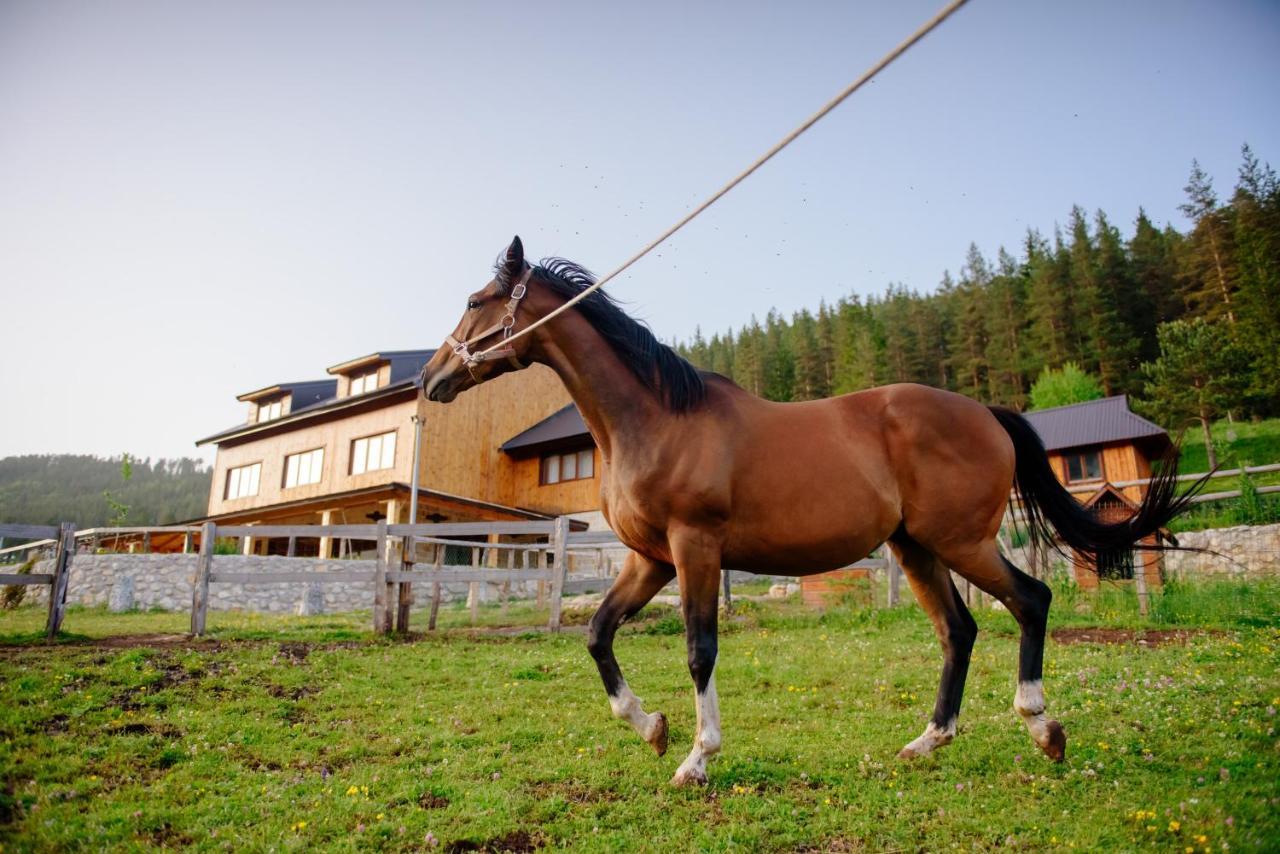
[467,299,481,310]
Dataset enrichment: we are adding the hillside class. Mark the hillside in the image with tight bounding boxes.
[0,455,211,529]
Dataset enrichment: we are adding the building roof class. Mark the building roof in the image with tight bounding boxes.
[500,404,591,454]
[236,379,338,406]
[1022,395,1170,454]
[197,349,435,447]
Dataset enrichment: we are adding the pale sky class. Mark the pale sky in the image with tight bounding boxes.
[2,0,1277,462]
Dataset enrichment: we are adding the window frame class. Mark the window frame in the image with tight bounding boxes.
[258,399,283,423]
[349,371,380,396]
[282,447,325,489]
[539,447,596,486]
[350,430,397,475]
[224,462,262,500]
[1064,449,1104,484]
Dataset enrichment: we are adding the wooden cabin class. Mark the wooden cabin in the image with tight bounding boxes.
[193,350,603,555]
[1022,396,1172,589]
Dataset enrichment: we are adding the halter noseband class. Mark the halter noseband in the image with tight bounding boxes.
[443,266,533,382]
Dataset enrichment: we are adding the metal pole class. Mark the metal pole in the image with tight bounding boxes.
[409,415,424,525]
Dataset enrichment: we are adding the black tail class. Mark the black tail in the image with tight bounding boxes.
[988,406,1209,563]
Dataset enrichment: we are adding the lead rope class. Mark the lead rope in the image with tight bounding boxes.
[470,0,972,364]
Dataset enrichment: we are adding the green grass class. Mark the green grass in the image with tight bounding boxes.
[1169,416,1280,532]
[1,587,1278,852]
[1177,417,1280,477]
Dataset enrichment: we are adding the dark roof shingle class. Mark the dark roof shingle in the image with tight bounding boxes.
[501,404,590,453]
[1022,395,1169,453]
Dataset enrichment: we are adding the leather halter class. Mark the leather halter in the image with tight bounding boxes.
[443,266,533,382]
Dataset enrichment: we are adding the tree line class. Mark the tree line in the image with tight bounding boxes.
[676,145,1280,442]
[0,455,212,530]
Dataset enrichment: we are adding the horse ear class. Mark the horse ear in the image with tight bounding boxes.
[500,235,525,287]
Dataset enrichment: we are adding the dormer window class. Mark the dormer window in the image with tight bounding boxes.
[349,371,380,396]
[258,399,283,422]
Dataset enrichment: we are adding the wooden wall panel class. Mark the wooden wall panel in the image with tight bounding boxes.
[505,451,601,515]
[207,399,418,518]
[416,364,578,511]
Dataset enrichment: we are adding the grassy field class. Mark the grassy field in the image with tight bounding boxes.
[2,586,1278,852]
[1167,416,1280,532]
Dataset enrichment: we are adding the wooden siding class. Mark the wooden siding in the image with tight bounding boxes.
[1047,442,1153,504]
[207,363,603,523]
[207,398,418,517]
[504,449,600,514]
[415,364,579,512]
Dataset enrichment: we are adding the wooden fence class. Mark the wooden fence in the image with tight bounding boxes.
[0,523,75,638]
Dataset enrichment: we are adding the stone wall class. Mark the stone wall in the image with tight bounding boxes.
[1163,522,1280,578]
[23,553,537,615]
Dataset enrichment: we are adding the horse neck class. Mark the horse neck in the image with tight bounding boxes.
[530,311,665,461]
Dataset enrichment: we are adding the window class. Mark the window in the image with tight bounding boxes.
[1064,450,1103,483]
[350,431,396,475]
[540,448,595,485]
[283,448,324,488]
[258,399,283,422]
[225,463,261,499]
[349,371,379,396]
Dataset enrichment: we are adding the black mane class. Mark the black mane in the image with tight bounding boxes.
[514,258,706,413]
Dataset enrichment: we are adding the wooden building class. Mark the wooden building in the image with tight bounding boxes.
[194,350,604,555]
[1022,396,1172,589]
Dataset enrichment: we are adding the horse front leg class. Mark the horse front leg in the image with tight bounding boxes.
[670,530,723,787]
[587,551,676,755]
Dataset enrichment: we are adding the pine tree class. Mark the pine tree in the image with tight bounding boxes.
[733,317,766,397]
[1178,159,1238,324]
[983,248,1029,407]
[1129,208,1184,328]
[946,246,991,398]
[1231,144,1280,412]
[832,295,879,394]
[1025,229,1073,370]
[1140,318,1248,469]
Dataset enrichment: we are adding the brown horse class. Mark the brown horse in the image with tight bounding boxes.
[421,237,1198,786]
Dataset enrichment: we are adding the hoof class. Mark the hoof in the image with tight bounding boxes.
[897,745,922,760]
[1040,720,1067,762]
[648,713,669,757]
[671,767,708,787]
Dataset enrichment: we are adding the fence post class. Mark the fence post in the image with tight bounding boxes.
[45,522,75,639]
[190,521,214,636]
[468,547,481,625]
[722,569,733,614]
[396,534,414,634]
[547,516,570,632]
[428,545,443,631]
[1133,553,1150,618]
[886,551,901,608]
[372,521,388,634]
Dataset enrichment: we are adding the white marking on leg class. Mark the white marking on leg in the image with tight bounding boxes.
[1015,679,1053,745]
[673,667,720,786]
[899,717,957,758]
[608,679,664,743]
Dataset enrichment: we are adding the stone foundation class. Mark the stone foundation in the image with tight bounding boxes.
[22,553,552,614]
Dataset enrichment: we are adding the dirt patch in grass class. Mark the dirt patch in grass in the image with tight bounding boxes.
[105,720,183,738]
[525,780,622,804]
[1051,627,1221,646]
[40,713,71,734]
[266,683,317,701]
[793,838,868,853]
[446,829,540,852]
[418,791,451,809]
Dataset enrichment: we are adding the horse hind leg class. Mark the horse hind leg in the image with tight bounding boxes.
[587,551,676,756]
[945,542,1066,762]
[889,535,977,759]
